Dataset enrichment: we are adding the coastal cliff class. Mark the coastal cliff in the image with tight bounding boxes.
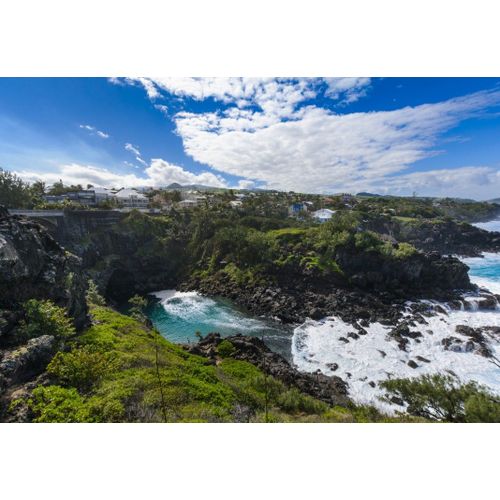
[0,207,88,416]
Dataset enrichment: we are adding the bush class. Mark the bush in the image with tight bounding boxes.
[47,346,118,392]
[277,387,328,414]
[20,299,75,339]
[85,280,106,306]
[28,386,93,423]
[354,231,383,252]
[128,295,147,323]
[380,373,500,422]
[217,340,236,358]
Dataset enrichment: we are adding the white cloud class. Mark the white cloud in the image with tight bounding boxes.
[154,104,169,116]
[124,143,141,156]
[324,77,371,104]
[238,179,256,190]
[343,166,500,200]
[136,156,148,166]
[79,124,109,139]
[125,142,148,167]
[118,77,368,119]
[173,89,500,194]
[16,159,228,189]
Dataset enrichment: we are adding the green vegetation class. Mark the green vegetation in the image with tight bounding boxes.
[381,373,500,422]
[20,305,419,422]
[20,299,75,340]
[128,294,148,323]
[0,168,41,208]
[85,280,106,306]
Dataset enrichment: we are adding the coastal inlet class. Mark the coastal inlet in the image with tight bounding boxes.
[146,290,294,359]
[147,251,500,412]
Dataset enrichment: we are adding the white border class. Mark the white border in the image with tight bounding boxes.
[0,423,497,499]
[1,0,500,76]
[0,0,498,497]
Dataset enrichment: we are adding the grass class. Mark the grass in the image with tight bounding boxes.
[21,306,426,423]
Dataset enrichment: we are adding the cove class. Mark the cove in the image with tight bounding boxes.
[146,290,294,359]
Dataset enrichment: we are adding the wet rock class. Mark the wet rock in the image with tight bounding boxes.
[338,337,349,344]
[416,355,430,363]
[347,331,360,340]
[407,360,419,369]
[441,336,470,353]
[326,363,339,371]
[477,295,498,310]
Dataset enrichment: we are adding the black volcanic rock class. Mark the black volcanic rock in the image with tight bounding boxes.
[187,333,349,406]
[0,207,88,416]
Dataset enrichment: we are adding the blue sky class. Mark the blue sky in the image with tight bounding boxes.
[1,77,500,198]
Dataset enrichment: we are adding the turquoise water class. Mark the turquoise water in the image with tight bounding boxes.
[146,220,500,368]
[464,219,500,293]
[146,290,293,358]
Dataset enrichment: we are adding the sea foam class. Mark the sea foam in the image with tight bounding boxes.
[292,308,500,413]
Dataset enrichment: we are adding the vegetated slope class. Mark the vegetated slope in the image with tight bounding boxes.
[6,306,423,423]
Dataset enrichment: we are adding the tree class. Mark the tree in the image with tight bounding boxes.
[128,294,148,323]
[85,280,106,306]
[20,299,75,339]
[380,373,500,422]
[0,168,33,208]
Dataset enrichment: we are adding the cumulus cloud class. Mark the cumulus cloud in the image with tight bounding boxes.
[173,89,500,194]
[324,77,371,104]
[237,179,256,190]
[16,159,228,189]
[79,124,109,139]
[342,166,500,200]
[116,77,369,118]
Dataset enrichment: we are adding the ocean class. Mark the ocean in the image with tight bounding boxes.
[147,219,500,411]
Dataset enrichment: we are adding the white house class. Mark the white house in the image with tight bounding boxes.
[230,200,243,208]
[114,189,148,208]
[312,208,336,222]
[177,199,199,209]
[93,187,116,203]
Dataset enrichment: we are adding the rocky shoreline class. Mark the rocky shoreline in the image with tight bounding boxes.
[180,254,473,327]
[186,333,349,407]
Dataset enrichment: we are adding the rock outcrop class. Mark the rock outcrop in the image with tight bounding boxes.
[183,248,472,325]
[0,207,88,416]
[367,216,500,257]
[187,333,349,406]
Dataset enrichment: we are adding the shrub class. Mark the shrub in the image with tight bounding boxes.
[380,373,500,422]
[277,387,328,414]
[128,295,148,323]
[28,386,93,423]
[47,346,118,392]
[217,340,236,358]
[354,231,383,252]
[391,242,418,259]
[20,299,75,339]
[85,280,106,306]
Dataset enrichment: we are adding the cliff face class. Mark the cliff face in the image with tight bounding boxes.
[366,216,500,257]
[51,211,184,301]
[0,207,87,413]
